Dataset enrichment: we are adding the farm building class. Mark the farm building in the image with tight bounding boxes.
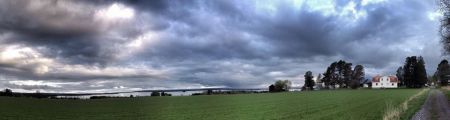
[372,75,398,88]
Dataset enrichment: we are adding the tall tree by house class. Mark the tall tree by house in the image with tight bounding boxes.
[402,56,427,88]
[396,67,404,86]
[414,56,427,87]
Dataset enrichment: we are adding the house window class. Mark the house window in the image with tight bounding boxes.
[376,83,378,86]
[381,83,383,85]
[392,83,394,86]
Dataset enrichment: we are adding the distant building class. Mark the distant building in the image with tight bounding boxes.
[372,75,398,88]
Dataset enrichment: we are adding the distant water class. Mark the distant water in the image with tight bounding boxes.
[56,91,205,99]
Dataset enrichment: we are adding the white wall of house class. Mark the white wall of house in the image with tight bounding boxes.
[373,76,397,88]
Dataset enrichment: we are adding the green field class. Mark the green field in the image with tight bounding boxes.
[0,89,427,120]
[443,87,450,99]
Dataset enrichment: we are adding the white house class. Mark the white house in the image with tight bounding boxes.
[372,75,398,88]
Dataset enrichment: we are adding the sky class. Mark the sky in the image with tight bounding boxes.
[0,0,445,93]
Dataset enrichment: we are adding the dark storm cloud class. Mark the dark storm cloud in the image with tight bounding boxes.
[0,0,143,65]
[123,0,170,12]
[129,0,439,88]
[134,0,436,67]
[0,0,442,92]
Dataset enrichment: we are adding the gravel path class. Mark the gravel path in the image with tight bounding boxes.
[411,89,450,120]
[411,91,432,120]
[434,90,450,120]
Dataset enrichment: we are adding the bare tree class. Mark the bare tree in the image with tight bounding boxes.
[441,0,450,54]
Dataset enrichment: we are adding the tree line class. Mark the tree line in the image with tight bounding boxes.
[321,60,364,89]
[269,60,365,92]
[269,56,433,92]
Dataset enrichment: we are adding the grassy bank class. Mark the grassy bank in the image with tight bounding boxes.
[398,89,429,120]
[442,86,450,99]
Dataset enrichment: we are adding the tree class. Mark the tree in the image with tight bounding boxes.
[151,91,160,96]
[273,80,291,92]
[396,67,404,86]
[403,56,416,88]
[351,65,364,89]
[402,56,427,88]
[414,56,427,88]
[429,74,438,86]
[1,89,13,96]
[268,84,275,92]
[316,74,322,83]
[322,60,355,89]
[316,73,323,89]
[440,0,450,54]
[322,67,331,89]
[322,62,337,89]
[343,63,353,88]
[206,90,213,95]
[160,92,172,96]
[436,59,450,86]
[336,60,346,88]
[303,71,315,90]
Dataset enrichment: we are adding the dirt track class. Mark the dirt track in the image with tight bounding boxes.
[411,89,450,120]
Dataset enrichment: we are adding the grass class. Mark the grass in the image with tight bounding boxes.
[397,89,429,120]
[0,89,427,120]
[442,86,450,99]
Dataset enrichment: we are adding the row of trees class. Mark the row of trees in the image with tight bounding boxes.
[269,60,365,92]
[268,60,365,92]
[268,80,292,92]
[321,60,365,89]
[269,56,433,92]
[396,56,428,88]
[150,91,172,96]
[268,71,317,92]
[0,89,13,96]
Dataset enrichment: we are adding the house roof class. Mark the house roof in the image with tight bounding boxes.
[372,75,398,83]
[372,75,381,82]
[388,76,398,82]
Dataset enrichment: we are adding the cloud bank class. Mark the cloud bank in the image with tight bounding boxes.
[0,0,444,93]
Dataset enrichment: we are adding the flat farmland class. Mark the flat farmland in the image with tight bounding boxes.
[0,89,427,120]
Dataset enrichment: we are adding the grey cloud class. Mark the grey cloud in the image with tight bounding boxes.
[6,84,55,90]
[0,0,143,65]
[0,0,443,92]
[131,0,440,87]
